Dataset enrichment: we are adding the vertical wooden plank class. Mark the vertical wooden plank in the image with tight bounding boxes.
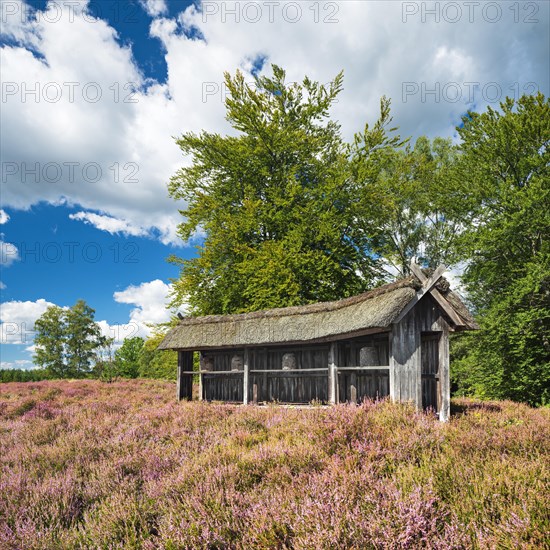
[389,331,397,402]
[263,348,269,401]
[335,344,340,404]
[198,357,204,402]
[176,350,184,401]
[390,310,421,408]
[177,351,193,401]
[328,342,337,404]
[350,375,357,404]
[413,310,423,410]
[243,348,249,405]
[253,383,258,404]
[350,341,356,403]
[439,321,450,422]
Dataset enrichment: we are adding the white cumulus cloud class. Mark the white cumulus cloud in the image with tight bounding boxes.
[114,279,177,326]
[0,0,547,245]
[0,298,56,344]
[0,359,34,370]
[69,211,149,238]
[97,279,184,342]
[0,241,19,266]
[140,0,167,18]
[0,210,10,224]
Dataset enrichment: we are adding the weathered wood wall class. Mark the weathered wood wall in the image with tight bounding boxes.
[421,333,440,411]
[177,351,193,400]
[337,334,390,403]
[200,345,329,403]
[198,335,392,404]
[201,350,244,402]
[390,294,450,420]
[188,293,450,416]
[249,346,328,403]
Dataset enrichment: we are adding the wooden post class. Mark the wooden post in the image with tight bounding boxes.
[350,373,357,404]
[177,351,193,401]
[177,351,184,401]
[198,352,204,401]
[390,312,421,409]
[243,348,249,405]
[328,342,338,404]
[388,332,396,402]
[253,383,258,404]
[349,341,356,403]
[438,323,450,422]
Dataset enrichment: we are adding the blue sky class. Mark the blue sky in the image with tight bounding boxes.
[1,0,549,369]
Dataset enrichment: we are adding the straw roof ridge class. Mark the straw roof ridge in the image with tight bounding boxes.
[177,277,421,326]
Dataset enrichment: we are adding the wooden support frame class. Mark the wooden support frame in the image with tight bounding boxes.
[177,351,193,401]
[395,264,447,324]
[328,342,338,404]
[243,348,250,405]
[336,366,390,371]
[389,309,421,409]
[409,263,465,327]
[438,322,450,422]
[198,352,204,401]
[349,341,357,404]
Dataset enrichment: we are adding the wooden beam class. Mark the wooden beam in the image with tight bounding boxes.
[177,351,184,401]
[388,331,396,402]
[328,342,338,405]
[350,375,357,404]
[181,370,244,375]
[198,352,204,401]
[410,263,465,327]
[408,261,426,282]
[252,383,258,404]
[438,322,450,422]
[336,366,390,371]
[243,348,249,405]
[177,351,193,401]
[395,264,447,323]
[349,342,357,404]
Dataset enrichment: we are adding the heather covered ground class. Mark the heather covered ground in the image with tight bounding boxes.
[0,380,548,549]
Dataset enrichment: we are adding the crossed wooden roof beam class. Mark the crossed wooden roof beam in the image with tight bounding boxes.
[395,261,467,327]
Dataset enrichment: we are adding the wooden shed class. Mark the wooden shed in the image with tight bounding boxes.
[159,263,477,421]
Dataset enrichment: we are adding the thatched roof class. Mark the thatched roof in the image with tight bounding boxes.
[159,276,477,351]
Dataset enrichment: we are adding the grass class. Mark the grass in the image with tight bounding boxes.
[0,379,548,549]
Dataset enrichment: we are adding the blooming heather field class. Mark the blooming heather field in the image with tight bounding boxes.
[0,380,548,549]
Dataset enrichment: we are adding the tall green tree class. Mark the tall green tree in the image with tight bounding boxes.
[34,305,67,377]
[350,132,462,276]
[168,65,395,315]
[65,300,106,377]
[114,336,144,378]
[451,93,550,405]
[138,330,177,380]
[33,300,107,378]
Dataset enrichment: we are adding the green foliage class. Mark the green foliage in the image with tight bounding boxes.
[65,300,107,377]
[0,369,51,383]
[351,133,462,276]
[138,330,177,380]
[92,338,117,382]
[34,305,67,376]
[114,337,144,378]
[168,62,548,405]
[169,65,386,315]
[451,93,550,406]
[169,66,472,313]
[33,300,108,378]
